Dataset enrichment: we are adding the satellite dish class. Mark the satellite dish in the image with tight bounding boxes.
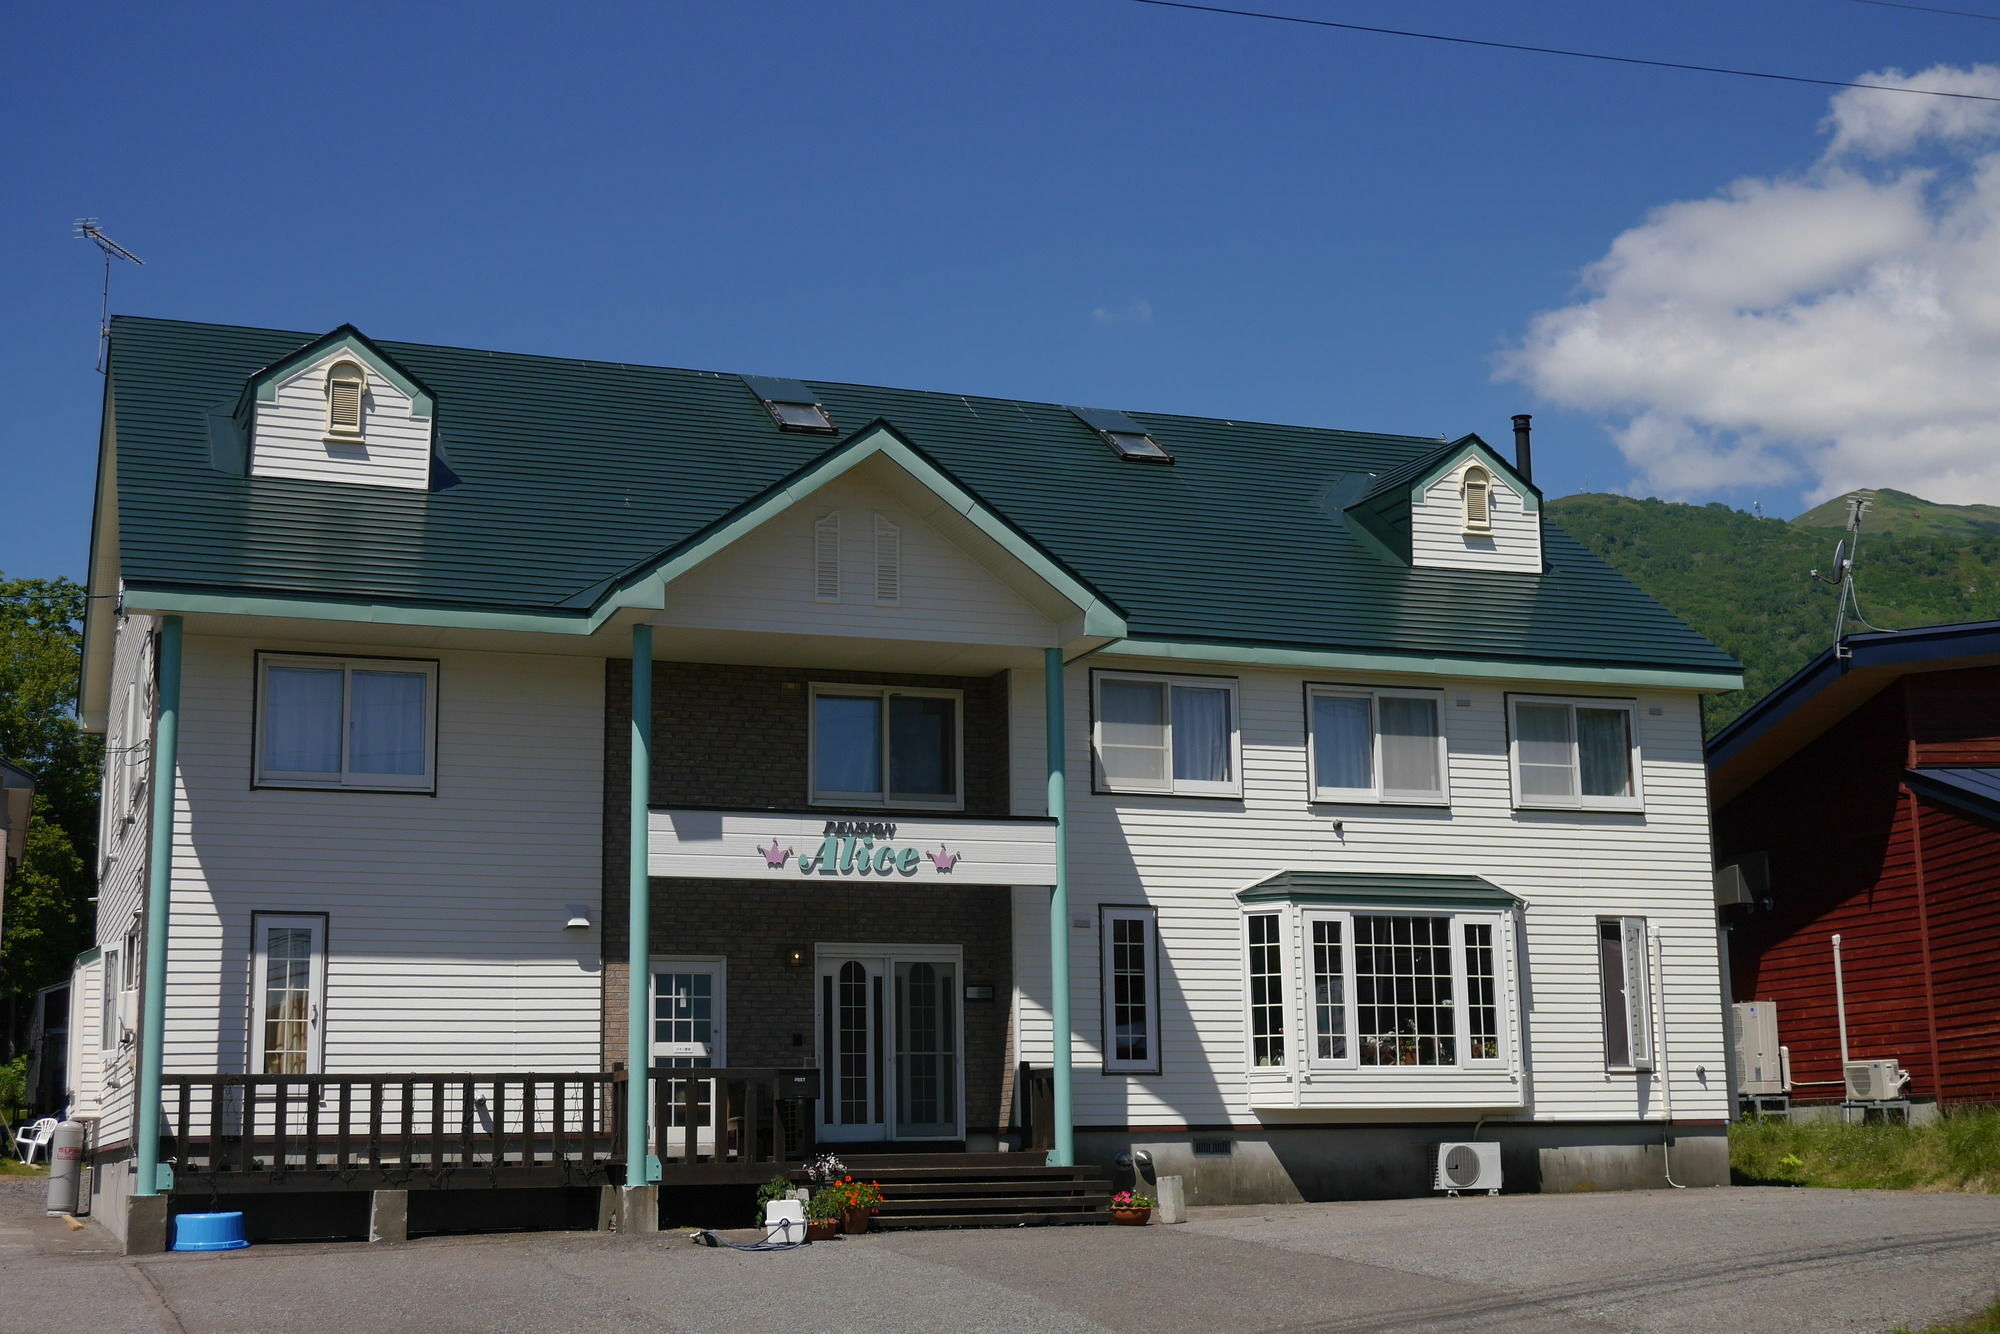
[1831,539,1848,579]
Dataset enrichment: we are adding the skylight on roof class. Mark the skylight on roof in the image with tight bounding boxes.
[1068,405,1172,464]
[742,374,836,434]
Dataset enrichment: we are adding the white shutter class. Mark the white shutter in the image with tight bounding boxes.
[814,512,841,602]
[1621,918,1654,1069]
[874,514,901,605]
[1464,472,1492,532]
[327,364,364,434]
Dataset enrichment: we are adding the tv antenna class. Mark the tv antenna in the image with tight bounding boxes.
[1809,495,1884,659]
[75,219,146,373]
[1752,500,1764,520]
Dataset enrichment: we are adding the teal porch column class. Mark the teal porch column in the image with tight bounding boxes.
[1044,648,1074,1167]
[626,624,656,1183]
[135,615,182,1196]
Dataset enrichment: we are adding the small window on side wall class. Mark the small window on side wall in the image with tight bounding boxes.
[1093,671,1241,798]
[1101,907,1159,1073]
[325,361,366,438]
[1598,917,1654,1070]
[256,653,438,792]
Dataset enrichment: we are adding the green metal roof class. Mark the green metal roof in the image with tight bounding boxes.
[102,316,1738,678]
[1238,871,1524,910]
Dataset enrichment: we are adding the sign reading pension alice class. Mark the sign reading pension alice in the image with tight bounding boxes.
[648,808,1059,887]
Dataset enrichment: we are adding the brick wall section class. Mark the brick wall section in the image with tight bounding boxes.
[602,659,1017,1134]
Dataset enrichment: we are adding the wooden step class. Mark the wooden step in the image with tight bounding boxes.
[872,1210,1112,1230]
[876,1194,1111,1213]
[871,1178,1111,1197]
[799,1164,1102,1181]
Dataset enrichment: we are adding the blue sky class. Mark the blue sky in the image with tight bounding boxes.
[7,0,1998,582]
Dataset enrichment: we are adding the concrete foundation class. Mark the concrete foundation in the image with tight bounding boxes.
[124,1194,169,1256]
[599,1185,658,1234]
[1079,1122,1730,1206]
[368,1190,409,1244]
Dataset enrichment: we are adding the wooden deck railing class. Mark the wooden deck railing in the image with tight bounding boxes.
[644,1067,818,1183]
[162,1073,623,1192]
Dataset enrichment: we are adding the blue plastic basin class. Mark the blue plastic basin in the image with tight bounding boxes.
[171,1211,250,1252]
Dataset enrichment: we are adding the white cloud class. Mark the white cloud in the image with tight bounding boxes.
[1091,298,1154,326]
[1502,65,2000,506]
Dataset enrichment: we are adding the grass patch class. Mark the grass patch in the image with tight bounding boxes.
[0,1159,49,1178]
[1897,1300,2000,1333]
[1730,1106,2000,1192]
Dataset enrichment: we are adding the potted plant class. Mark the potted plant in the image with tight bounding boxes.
[753,1173,797,1226]
[1111,1189,1154,1226]
[804,1188,843,1241]
[822,1176,884,1235]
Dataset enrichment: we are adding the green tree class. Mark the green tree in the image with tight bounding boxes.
[0,575,100,1054]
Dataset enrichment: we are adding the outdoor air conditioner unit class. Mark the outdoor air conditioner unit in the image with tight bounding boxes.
[1845,1060,1911,1102]
[1731,1002,1788,1095]
[1433,1142,1502,1196]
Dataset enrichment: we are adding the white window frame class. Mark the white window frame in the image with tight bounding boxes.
[254,653,439,793]
[1305,683,1449,805]
[1099,906,1160,1074]
[250,913,328,1076]
[1091,670,1243,799]
[1598,916,1655,1071]
[807,683,965,811]
[1248,904,1512,1080]
[1507,694,1643,813]
[1242,911,1289,1070]
[99,947,121,1052]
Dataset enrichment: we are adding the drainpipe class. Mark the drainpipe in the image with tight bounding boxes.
[1831,933,1850,1070]
[626,624,656,1184]
[134,615,181,1196]
[1044,647,1074,1168]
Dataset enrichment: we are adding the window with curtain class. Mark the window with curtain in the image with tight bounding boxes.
[256,654,437,791]
[1307,686,1446,803]
[1093,672,1240,797]
[1508,697,1640,811]
[810,685,962,808]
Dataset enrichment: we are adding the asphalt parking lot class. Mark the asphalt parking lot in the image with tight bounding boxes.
[3,1177,1996,1333]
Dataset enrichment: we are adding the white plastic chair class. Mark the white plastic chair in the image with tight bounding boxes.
[13,1117,58,1165]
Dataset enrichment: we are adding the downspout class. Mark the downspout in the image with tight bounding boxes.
[1044,646,1073,1168]
[626,625,655,1184]
[1902,786,1946,1102]
[1649,926,1684,1188]
[134,615,181,1196]
[1832,933,1850,1070]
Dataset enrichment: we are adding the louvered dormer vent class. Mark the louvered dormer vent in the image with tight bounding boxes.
[814,511,841,602]
[325,361,366,438]
[874,514,902,605]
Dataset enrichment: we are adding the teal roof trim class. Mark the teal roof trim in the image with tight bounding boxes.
[102,317,1738,677]
[1238,871,1524,910]
[1104,638,1742,691]
[243,325,436,420]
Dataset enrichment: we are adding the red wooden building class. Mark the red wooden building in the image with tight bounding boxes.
[1708,620,2000,1107]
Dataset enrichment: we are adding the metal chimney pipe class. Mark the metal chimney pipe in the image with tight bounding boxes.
[1511,414,1533,481]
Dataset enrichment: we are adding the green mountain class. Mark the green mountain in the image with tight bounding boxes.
[1545,492,2000,733]
[1794,488,2000,542]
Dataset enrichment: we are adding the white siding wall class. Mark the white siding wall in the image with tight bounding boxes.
[1012,657,1727,1129]
[1411,461,1542,572]
[659,474,1056,647]
[251,352,433,489]
[83,614,156,1139]
[158,635,604,1090]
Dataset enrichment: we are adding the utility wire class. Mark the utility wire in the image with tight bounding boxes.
[1850,0,2000,22]
[1129,0,2000,103]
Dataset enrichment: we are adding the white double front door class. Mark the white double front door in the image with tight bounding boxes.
[816,948,963,1142]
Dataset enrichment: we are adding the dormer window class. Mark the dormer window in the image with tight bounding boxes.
[1069,406,1172,463]
[743,374,836,434]
[1462,466,1492,534]
[325,361,366,438]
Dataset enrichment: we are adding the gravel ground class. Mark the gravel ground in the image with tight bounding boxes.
[3,1176,1996,1334]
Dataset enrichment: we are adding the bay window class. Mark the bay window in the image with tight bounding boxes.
[1093,671,1240,798]
[1509,696,1641,811]
[810,685,962,809]
[1245,913,1286,1068]
[1298,910,1507,1070]
[255,653,437,792]
[1307,685,1447,804]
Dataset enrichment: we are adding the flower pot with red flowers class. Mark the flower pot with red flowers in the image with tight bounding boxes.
[1111,1190,1154,1225]
[813,1177,885,1236]
[803,1189,843,1241]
